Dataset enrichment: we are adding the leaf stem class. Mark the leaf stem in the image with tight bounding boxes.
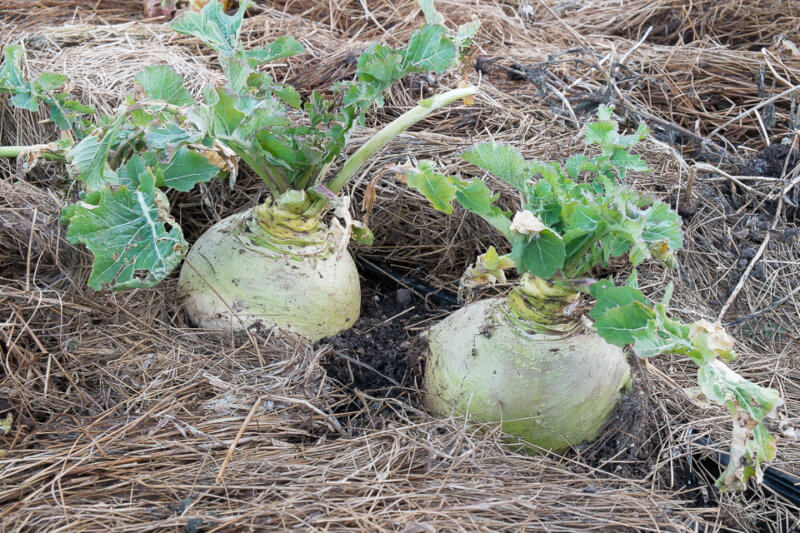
[304,86,477,217]
[0,144,67,161]
[475,210,512,240]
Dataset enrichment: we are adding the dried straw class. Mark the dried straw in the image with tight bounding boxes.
[2,0,799,530]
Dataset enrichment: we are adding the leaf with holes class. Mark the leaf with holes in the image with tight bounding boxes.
[65,184,187,290]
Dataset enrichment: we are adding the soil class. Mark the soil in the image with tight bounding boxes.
[737,143,800,178]
[319,274,448,397]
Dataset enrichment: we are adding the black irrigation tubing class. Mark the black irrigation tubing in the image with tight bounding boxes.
[690,435,800,506]
[354,256,460,307]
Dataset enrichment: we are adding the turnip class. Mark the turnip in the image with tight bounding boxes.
[0,0,479,340]
[404,106,795,489]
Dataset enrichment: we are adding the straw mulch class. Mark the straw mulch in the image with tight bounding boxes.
[2,1,799,531]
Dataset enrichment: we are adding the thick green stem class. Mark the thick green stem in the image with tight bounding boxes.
[224,141,286,197]
[476,210,512,240]
[0,144,66,161]
[304,86,477,217]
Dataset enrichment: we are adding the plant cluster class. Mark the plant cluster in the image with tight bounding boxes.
[1,0,477,290]
[406,106,793,488]
[0,0,793,492]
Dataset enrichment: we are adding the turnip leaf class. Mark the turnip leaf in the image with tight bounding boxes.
[69,118,127,191]
[455,179,495,214]
[244,37,304,65]
[588,285,650,319]
[65,185,187,290]
[462,142,529,190]
[406,161,457,214]
[402,25,456,73]
[135,65,193,106]
[169,0,250,55]
[509,230,565,279]
[592,301,653,346]
[159,147,221,191]
[641,202,683,248]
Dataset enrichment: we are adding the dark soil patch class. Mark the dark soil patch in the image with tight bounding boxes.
[319,273,449,398]
[582,379,656,477]
[737,144,800,179]
[736,144,800,220]
[582,373,704,503]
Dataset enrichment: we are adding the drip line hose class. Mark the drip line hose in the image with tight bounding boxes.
[690,436,800,506]
[354,256,459,307]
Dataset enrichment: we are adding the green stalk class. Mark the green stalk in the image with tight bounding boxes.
[304,86,477,217]
[0,144,66,161]
[224,142,287,198]
[476,210,512,240]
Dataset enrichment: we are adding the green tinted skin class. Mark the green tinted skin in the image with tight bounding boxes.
[425,297,631,452]
[177,208,360,341]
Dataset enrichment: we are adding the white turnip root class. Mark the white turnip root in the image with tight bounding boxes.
[178,208,360,341]
[425,297,631,452]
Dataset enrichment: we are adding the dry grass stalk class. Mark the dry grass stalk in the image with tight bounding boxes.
[1,0,799,530]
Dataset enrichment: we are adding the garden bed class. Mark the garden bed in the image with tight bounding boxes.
[1,1,799,530]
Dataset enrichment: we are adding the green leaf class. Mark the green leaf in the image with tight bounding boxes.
[455,179,494,215]
[462,142,528,190]
[596,104,613,121]
[145,123,194,150]
[190,87,244,137]
[509,230,566,279]
[69,118,127,191]
[117,154,148,188]
[169,0,250,55]
[661,282,674,307]
[589,278,615,299]
[352,222,374,245]
[357,44,404,85]
[589,285,649,319]
[10,89,37,111]
[696,361,781,487]
[244,36,304,66]
[222,58,250,94]
[135,65,194,106]
[455,19,481,50]
[36,72,67,92]
[566,204,602,231]
[402,25,456,73]
[527,160,562,181]
[65,186,187,290]
[610,147,649,172]
[564,154,597,178]
[630,321,692,358]
[585,120,618,146]
[63,100,95,114]
[406,161,457,214]
[158,147,221,191]
[418,0,444,25]
[601,232,632,259]
[642,202,683,249]
[273,84,302,109]
[0,45,26,89]
[593,301,653,346]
